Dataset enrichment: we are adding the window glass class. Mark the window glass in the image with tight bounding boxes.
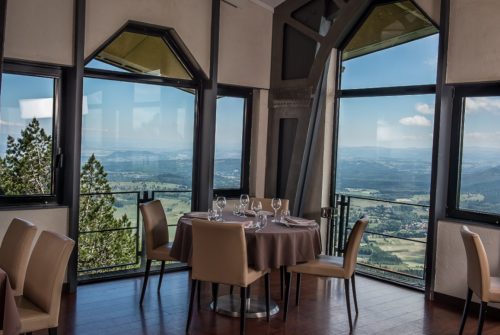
[459,97,500,214]
[336,94,435,203]
[82,78,195,194]
[86,31,192,80]
[214,96,245,190]
[341,34,438,89]
[0,73,55,195]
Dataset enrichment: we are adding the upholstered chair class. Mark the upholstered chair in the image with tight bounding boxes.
[459,226,500,335]
[186,219,270,335]
[139,199,176,305]
[250,197,289,213]
[0,218,37,296]
[284,217,368,330]
[16,231,75,335]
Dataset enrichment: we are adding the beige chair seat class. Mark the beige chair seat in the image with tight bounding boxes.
[149,242,175,261]
[489,277,500,301]
[16,296,51,332]
[288,255,345,278]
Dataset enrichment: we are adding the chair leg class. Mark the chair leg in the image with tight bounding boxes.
[459,288,473,335]
[477,301,488,335]
[212,283,219,311]
[246,285,251,298]
[344,278,353,331]
[186,279,197,333]
[265,273,270,322]
[283,269,292,321]
[157,261,166,292]
[48,328,58,335]
[240,286,247,335]
[197,281,201,310]
[351,273,359,314]
[295,273,302,306]
[280,266,285,300]
[230,285,234,295]
[140,259,152,305]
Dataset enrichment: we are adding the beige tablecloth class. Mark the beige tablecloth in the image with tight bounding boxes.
[170,213,322,271]
[0,268,21,335]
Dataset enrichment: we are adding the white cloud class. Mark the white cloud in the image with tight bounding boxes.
[466,97,500,113]
[399,115,432,127]
[415,103,434,115]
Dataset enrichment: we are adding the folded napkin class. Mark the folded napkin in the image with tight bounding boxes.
[285,217,316,227]
[184,212,208,219]
[244,210,273,217]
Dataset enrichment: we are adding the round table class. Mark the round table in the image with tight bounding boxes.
[170,212,322,318]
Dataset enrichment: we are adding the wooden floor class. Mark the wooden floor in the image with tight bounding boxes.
[41,270,500,334]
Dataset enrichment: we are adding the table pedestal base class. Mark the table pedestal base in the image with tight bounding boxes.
[210,294,279,319]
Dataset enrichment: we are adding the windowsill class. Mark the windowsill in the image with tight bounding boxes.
[0,203,68,211]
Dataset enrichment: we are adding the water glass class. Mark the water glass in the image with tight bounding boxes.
[240,194,250,217]
[271,197,281,221]
[257,212,267,229]
[208,209,217,221]
[279,209,290,223]
[233,203,240,216]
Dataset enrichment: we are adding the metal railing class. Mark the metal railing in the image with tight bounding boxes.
[330,194,430,287]
[77,189,191,280]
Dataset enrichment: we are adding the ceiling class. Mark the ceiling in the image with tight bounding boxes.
[257,0,287,7]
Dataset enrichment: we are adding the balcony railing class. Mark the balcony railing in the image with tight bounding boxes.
[77,190,191,281]
[332,194,429,288]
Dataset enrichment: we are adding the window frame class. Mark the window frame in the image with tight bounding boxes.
[0,60,63,206]
[213,85,253,199]
[447,82,500,225]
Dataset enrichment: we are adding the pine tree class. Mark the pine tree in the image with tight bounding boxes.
[0,118,52,195]
[78,154,136,272]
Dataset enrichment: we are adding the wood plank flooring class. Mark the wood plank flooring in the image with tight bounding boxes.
[38,270,500,334]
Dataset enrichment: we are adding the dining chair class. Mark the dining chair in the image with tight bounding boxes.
[250,197,289,213]
[459,225,500,335]
[16,230,74,335]
[283,217,368,330]
[186,219,270,335]
[0,218,37,296]
[139,199,176,305]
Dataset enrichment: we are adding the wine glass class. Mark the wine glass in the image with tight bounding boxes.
[240,194,250,217]
[216,196,226,221]
[271,198,281,222]
[251,200,262,215]
[208,208,217,221]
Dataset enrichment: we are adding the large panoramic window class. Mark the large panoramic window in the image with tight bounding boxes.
[449,87,500,224]
[334,0,438,287]
[79,23,199,279]
[213,87,252,197]
[0,69,59,201]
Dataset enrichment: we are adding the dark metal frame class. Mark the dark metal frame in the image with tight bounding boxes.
[0,60,63,206]
[447,82,500,225]
[331,0,439,291]
[0,0,6,93]
[213,85,253,198]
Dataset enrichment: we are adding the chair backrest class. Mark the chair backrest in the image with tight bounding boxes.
[191,219,248,286]
[23,231,74,326]
[140,200,169,258]
[460,226,491,301]
[250,197,289,213]
[0,218,37,295]
[343,217,369,277]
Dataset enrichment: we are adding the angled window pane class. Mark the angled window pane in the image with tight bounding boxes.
[87,31,192,80]
[341,0,438,89]
[343,1,437,61]
[459,97,500,215]
[0,73,55,196]
[214,96,245,190]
